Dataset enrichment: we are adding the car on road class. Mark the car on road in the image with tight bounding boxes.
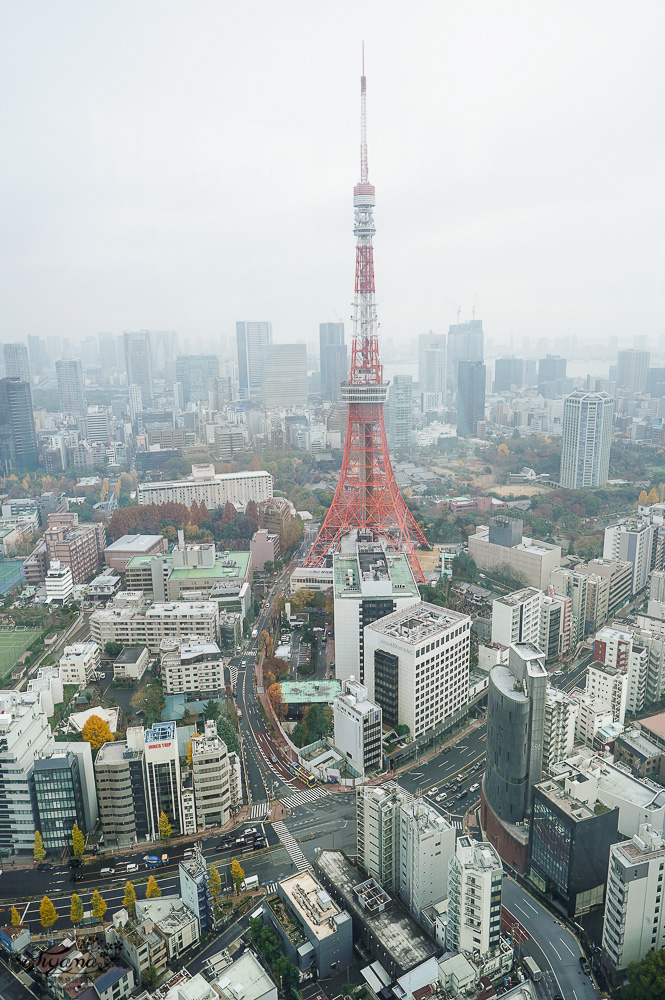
[34,863,51,871]
[68,858,82,867]
[126,863,139,872]
[579,957,590,975]
[70,872,82,882]
[429,787,438,795]
[100,867,115,876]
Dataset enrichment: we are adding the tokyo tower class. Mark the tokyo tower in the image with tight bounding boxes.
[305,51,428,582]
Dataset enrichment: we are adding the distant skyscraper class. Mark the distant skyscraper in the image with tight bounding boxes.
[98,332,118,370]
[560,390,614,489]
[447,320,483,391]
[418,331,447,391]
[124,331,154,403]
[26,335,48,376]
[494,357,526,393]
[3,343,30,383]
[150,330,178,374]
[538,354,567,384]
[457,361,486,437]
[175,355,220,406]
[388,375,413,451]
[263,344,308,408]
[0,377,39,472]
[55,358,86,417]
[617,349,650,393]
[319,322,347,402]
[236,321,272,398]
[128,384,143,424]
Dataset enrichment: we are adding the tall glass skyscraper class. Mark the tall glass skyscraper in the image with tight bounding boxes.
[319,322,347,402]
[236,321,272,399]
[0,377,38,473]
[124,330,154,403]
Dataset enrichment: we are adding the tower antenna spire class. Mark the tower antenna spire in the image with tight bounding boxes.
[360,43,368,184]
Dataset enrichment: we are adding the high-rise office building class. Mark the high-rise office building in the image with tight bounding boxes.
[0,377,39,473]
[236,321,272,398]
[149,330,177,375]
[559,390,614,489]
[494,357,526,393]
[447,319,483,390]
[0,692,52,852]
[2,342,30,383]
[418,331,447,393]
[124,331,154,403]
[139,721,183,838]
[175,355,220,406]
[33,749,87,850]
[538,354,567,384]
[457,361,486,437]
[98,332,119,370]
[646,368,665,398]
[617,349,650,392]
[128,384,143,424]
[263,344,308,408]
[320,322,347,403]
[26,335,48,376]
[388,375,413,451]
[55,358,86,417]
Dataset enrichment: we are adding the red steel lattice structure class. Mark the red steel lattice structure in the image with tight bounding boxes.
[305,55,428,582]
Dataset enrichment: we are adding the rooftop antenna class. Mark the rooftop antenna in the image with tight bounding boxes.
[457,306,461,323]
[472,294,478,320]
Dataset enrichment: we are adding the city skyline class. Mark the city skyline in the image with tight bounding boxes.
[1,3,665,353]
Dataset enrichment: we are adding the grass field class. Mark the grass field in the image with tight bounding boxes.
[0,562,25,595]
[0,628,41,677]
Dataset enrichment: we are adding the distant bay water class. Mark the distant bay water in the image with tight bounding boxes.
[382,358,612,384]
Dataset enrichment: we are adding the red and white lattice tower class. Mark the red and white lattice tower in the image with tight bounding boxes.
[305,52,428,581]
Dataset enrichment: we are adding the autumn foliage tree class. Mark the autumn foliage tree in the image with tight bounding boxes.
[91,889,107,923]
[267,683,287,722]
[70,894,83,927]
[209,864,222,899]
[40,896,57,929]
[123,881,137,915]
[82,715,114,752]
[34,830,46,863]
[11,906,20,926]
[146,876,161,899]
[158,810,172,841]
[231,858,245,894]
[71,822,85,856]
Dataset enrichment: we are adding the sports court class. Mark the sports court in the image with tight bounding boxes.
[0,628,40,677]
[0,562,25,595]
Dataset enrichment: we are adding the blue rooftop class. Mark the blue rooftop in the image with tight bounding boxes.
[144,721,176,743]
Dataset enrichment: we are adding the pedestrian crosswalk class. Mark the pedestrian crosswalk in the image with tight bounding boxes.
[250,801,268,819]
[265,881,278,896]
[273,820,312,872]
[280,786,332,809]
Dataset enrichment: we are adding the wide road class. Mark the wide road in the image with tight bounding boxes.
[503,878,600,1000]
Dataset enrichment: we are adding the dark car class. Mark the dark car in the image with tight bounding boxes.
[70,872,82,882]
[68,858,82,868]
[35,863,51,872]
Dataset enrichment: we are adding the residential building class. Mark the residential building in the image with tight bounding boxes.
[333,542,420,685]
[332,678,382,776]
[456,361,486,437]
[250,529,280,572]
[399,798,456,923]
[94,739,149,846]
[593,625,648,715]
[320,322,347,403]
[191,720,234,828]
[236,321,272,398]
[262,870,353,977]
[550,566,588,645]
[388,375,413,451]
[559,390,614,489]
[263,344,308,408]
[128,383,143,423]
[113,646,149,683]
[133,897,200,964]
[2,342,30,382]
[93,966,135,1000]
[212,951,278,1000]
[176,355,220,406]
[364,602,471,739]
[133,722,183,838]
[44,514,106,584]
[615,728,665,783]
[602,824,665,984]
[543,687,578,771]
[59,642,101,687]
[160,637,225,698]
[90,600,220,652]
[616,348,650,392]
[418,331,447,395]
[45,560,74,603]
[258,497,293,548]
[529,776,619,917]
[571,692,613,746]
[539,591,571,663]
[54,358,86,417]
[491,587,542,647]
[484,643,548,842]
[0,692,52,852]
[583,558,633,617]
[604,519,654,595]
[468,518,561,590]
[32,750,87,850]
[124,331,154,403]
[0,377,39,473]
[356,783,404,893]
[108,913,168,982]
[587,658,628,726]
[447,836,503,958]
[87,571,122,600]
[137,464,273,509]
[179,849,214,933]
[104,533,167,571]
[650,569,665,603]
[584,571,610,630]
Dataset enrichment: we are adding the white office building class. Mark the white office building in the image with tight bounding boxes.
[357,783,403,893]
[160,637,225,697]
[604,519,654,596]
[137,464,273,510]
[332,677,382,776]
[0,692,52,853]
[364,602,471,740]
[333,542,420,685]
[59,642,101,687]
[491,588,542,647]
[570,692,613,746]
[559,390,614,489]
[602,824,665,982]
[593,625,648,715]
[399,798,456,923]
[45,559,73,603]
[447,836,503,958]
[191,720,235,829]
[543,686,578,771]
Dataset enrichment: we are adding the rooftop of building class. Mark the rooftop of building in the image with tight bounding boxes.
[279,679,342,704]
[136,896,195,932]
[139,468,272,488]
[104,534,168,552]
[471,524,560,555]
[161,638,221,660]
[275,870,343,941]
[315,850,437,971]
[61,642,99,657]
[333,545,419,599]
[552,749,665,810]
[617,728,663,760]
[639,710,665,744]
[365,601,469,644]
[455,835,502,872]
[493,587,541,607]
[144,721,176,744]
[115,646,147,664]
[146,601,218,618]
[535,778,604,822]
[214,951,276,1000]
[169,551,251,581]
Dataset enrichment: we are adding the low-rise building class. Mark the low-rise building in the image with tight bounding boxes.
[615,728,665,782]
[332,677,382,776]
[468,518,561,590]
[59,642,100,687]
[160,637,225,698]
[86,572,122,600]
[92,965,135,1000]
[571,691,613,747]
[90,601,219,652]
[113,646,149,683]
[104,533,168,571]
[134,896,200,963]
[45,560,74,603]
[212,950,278,1000]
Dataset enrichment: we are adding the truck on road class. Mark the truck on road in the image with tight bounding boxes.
[241,875,259,891]
[523,957,542,982]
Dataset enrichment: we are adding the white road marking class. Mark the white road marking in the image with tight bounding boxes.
[548,942,562,961]
[560,937,575,956]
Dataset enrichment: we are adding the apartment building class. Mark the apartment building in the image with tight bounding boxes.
[45,560,74,603]
[160,637,225,697]
[191,720,234,828]
[364,602,471,740]
[604,519,654,596]
[543,686,578,771]
[586,660,628,726]
[593,625,648,715]
[90,600,219,652]
[59,642,101,687]
[43,513,106,584]
[137,463,273,510]
[583,558,633,617]
[490,588,542,647]
[447,836,503,958]
[94,740,149,846]
[602,824,665,985]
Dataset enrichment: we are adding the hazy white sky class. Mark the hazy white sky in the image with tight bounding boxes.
[2,1,665,354]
